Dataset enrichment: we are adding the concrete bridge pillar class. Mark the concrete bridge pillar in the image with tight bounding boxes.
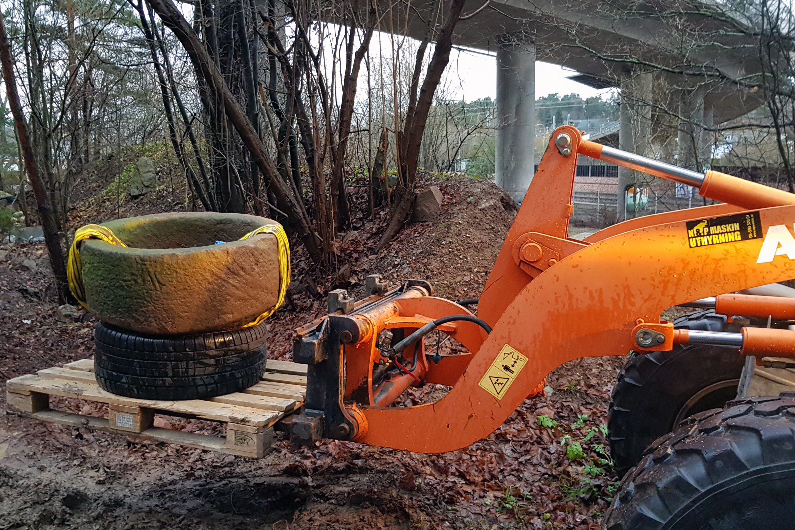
[677,87,713,172]
[495,38,536,203]
[617,72,653,221]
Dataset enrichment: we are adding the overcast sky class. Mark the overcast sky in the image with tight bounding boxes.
[444,46,616,101]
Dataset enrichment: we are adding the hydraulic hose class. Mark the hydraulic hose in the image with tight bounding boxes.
[388,314,492,356]
[456,298,480,307]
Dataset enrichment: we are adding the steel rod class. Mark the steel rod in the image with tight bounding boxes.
[679,297,717,309]
[684,330,744,348]
[596,145,705,187]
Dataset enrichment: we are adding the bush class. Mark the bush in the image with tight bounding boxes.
[103,163,136,199]
[0,207,13,235]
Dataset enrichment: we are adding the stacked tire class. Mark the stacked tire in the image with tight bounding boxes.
[93,321,268,400]
[75,212,282,400]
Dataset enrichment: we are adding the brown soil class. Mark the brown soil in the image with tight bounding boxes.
[0,174,624,529]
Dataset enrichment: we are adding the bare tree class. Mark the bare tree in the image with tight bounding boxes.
[0,9,70,303]
[379,0,467,248]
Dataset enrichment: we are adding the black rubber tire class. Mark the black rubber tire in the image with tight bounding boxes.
[608,310,745,477]
[94,346,265,378]
[604,395,795,530]
[94,321,268,361]
[94,322,267,400]
[95,358,266,400]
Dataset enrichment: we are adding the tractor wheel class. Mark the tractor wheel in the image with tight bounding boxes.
[94,321,267,400]
[608,310,745,476]
[604,395,795,530]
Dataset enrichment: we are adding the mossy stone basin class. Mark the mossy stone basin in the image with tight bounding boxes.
[80,212,282,335]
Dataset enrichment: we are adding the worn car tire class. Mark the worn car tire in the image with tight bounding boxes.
[94,320,269,361]
[80,212,282,335]
[94,322,267,400]
[95,360,265,401]
[608,310,745,476]
[604,396,795,530]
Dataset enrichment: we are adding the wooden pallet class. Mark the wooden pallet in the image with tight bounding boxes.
[5,358,307,458]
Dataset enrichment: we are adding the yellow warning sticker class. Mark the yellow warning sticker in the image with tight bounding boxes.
[478,345,529,400]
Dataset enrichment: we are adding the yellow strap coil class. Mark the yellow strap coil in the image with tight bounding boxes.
[67,224,127,309]
[240,223,291,327]
[67,222,290,327]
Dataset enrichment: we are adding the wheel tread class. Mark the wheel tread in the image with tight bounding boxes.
[605,396,795,529]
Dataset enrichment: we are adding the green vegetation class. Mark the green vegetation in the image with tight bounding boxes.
[535,93,619,130]
[103,163,136,199]
[495,486,533,520]
[537,415,558,429]
[0,208,13,235]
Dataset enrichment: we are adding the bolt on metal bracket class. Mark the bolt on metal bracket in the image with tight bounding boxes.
[635,328,666,348]
[555,133,572,156]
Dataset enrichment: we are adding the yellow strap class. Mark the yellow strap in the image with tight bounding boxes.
[67,222,291,327]
[68,224,127,309]
[240,223,291,327]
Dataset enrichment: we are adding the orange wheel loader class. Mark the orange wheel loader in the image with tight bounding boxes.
[291,125,795,529]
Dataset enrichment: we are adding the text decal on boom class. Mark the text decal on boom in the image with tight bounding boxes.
[686,212,762,249]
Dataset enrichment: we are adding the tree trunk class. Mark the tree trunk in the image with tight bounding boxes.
[146,0,322,263]
[368,127,388,215]
[0,10,70,304]
[150,2,216,208]
[378,0,466,249]
[134,0,214,211]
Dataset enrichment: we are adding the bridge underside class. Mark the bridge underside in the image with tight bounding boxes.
[351,0,764,207]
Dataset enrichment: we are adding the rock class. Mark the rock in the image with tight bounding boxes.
[57,304,84,322]
[20,258,37,271]
[0,249,7,261]
[334,263,352,285]
[10,225,44,241]
[477,198,500,211]
[128,157,157,198]
[412,186,443,222]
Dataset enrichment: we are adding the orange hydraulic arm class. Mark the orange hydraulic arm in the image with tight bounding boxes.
[291,126,795,453]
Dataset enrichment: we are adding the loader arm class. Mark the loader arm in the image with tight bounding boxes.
[291,126,795,453]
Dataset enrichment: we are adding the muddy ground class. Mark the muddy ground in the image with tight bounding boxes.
[0,174,624,529]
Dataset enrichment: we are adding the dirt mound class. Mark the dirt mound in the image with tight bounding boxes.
[352,175,518,300]
[266,174,518,357]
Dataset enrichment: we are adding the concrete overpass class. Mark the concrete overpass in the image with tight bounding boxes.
[371,0,764,212]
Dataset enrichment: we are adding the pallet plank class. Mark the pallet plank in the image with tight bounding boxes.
[267,360,308,375]
[211,392,295,413]
[262,372,307,386]
[38,367,98,384]
[6,375,280,427]
[64,359,94,372]
[246,382,305,401]
[33,411,229,453]
[33,410,109,430]
[130,427,228,453]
